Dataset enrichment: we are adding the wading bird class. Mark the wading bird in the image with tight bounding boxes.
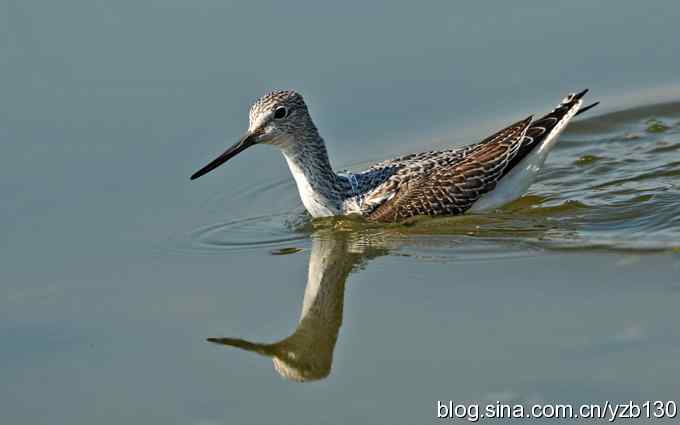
[191,90,597,222]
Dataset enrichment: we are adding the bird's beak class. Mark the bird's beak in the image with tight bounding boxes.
[190,132,258,180]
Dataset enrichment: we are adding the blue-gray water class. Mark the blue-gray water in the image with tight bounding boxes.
[2,1,680,424]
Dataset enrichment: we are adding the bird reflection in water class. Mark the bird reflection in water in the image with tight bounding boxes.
[206,208,556,382]
[207,226,387,382]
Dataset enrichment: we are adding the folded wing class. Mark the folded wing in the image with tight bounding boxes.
[368,116,533,222]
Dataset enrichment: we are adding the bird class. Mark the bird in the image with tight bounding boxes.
[190,89,598,223]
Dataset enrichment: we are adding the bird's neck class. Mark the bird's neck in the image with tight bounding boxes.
[279,134,350,218]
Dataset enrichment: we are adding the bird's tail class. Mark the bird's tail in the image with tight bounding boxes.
[501,89,594,176]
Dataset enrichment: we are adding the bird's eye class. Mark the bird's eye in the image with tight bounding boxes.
[274,106,287,119]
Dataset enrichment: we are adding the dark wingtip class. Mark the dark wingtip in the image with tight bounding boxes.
[190,167,209,180]
[206,337,221,343]
[575,88,589,99]
[575,101,600,116]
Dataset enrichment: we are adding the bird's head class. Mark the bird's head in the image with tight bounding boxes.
[191,90,316,180]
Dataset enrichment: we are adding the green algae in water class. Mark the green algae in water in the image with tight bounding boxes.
[575,154,603,166]
[645,118,670,133]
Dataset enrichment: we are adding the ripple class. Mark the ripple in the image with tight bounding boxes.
[171,213,310,255]
[270,247,305,256]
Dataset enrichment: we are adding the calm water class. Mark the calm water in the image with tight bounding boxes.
[2,1,680,424]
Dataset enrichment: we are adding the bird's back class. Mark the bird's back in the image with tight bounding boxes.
[342,146,474,214]
[344,90,591,221]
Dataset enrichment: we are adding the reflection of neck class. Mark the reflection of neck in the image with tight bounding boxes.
[209,234,355,381]
[209,231,388,382]
[270,234,355,381]
[280,134,350,218]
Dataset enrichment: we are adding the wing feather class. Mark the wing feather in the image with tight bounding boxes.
[368,116,533,222]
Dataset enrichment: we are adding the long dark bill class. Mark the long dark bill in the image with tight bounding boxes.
[190,133,256,180]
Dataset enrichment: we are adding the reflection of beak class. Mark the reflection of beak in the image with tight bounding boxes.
[190,131,258,180]
[206,337,275,356]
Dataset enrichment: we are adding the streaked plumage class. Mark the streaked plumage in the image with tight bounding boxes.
[191,89,597,222]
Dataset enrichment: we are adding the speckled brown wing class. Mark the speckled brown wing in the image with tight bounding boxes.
[367,116,533,223]
[503,89,590,175]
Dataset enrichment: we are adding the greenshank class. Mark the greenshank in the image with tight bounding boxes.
[191,90,597,222]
